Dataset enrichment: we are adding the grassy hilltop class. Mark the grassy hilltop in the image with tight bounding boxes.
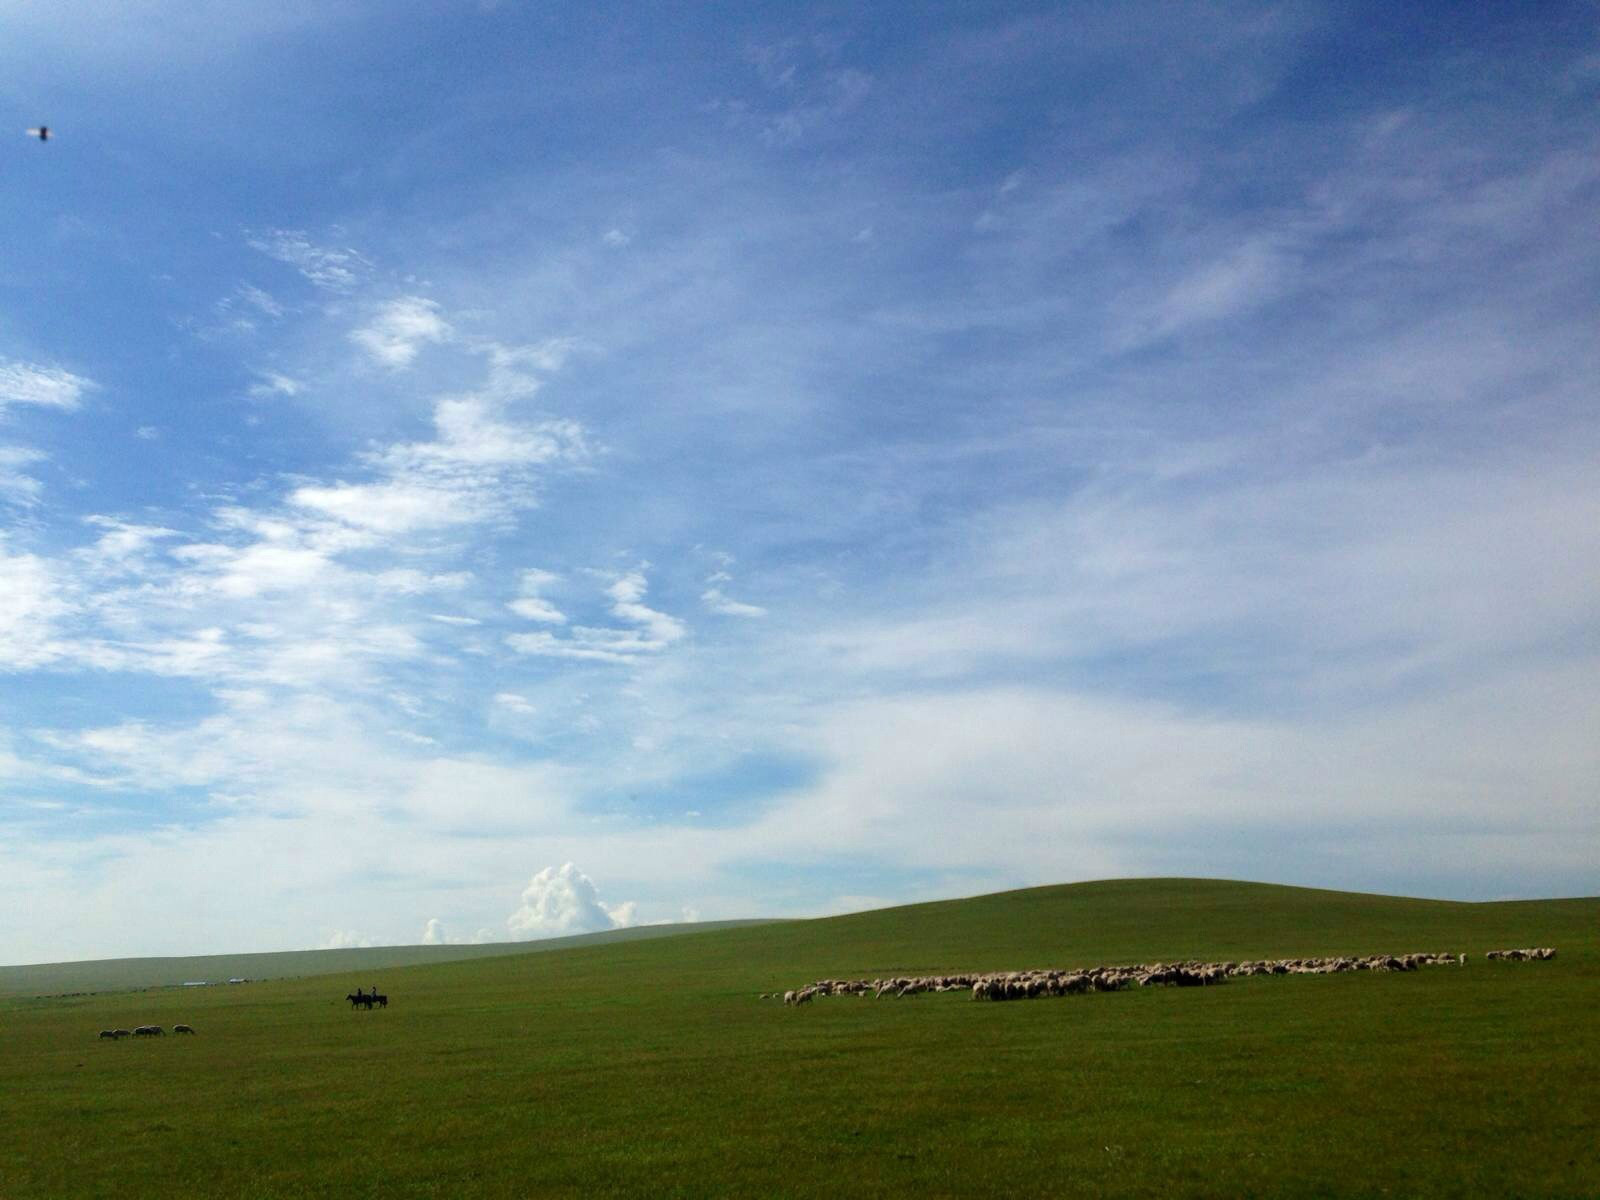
[0,919,776,998]
[2,878,1595,1198]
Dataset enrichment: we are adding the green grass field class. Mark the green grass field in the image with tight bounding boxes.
[0,919,777,998]
[3,878,1595,1198]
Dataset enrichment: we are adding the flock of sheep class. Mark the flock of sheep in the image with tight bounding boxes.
[1486,947,1557,960]
[97,1024,195,1038]
[775,947,1558,1005]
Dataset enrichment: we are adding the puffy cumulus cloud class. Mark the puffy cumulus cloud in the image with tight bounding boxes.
[350,296,451,369]
[421,918,500,946]
[505,862,638,939]
[0,360,93,413]
[321,929,374,949]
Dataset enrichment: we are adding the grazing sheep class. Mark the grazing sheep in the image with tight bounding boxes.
[1488,947,1557,961]
[787,945,1478,1010]
[132,1025,164,1037]
[98,1030,117,1040]
[173,1024,196,1035]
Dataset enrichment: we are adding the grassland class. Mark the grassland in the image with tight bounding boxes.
[2,878,1595,1198]
[0,919,775,998]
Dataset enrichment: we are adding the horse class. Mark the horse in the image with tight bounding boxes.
[347,992,374,1009]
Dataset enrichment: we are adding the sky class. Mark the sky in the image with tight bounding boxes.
[0,2,1596,963]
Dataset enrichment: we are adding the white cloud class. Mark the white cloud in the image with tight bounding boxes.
[397,399,587,469]
[421,917,501,945]
[249,229,371,292]
[0,543,68,668]
[321,929,374,949]
[507,597,566,621]
[374,569,471,595]
[504,630,635,663]
[350,296,451,369]
[79,517,178,569]
[508,568,685,663]
[1152,237,1287,335]
[172,539,336,599]
[291,478,485,534]
[237,283,285,319]
[0,360,93,413]
[279,339,588,544]
[0,446,47,505]
[505,862,638,938]
[287,345,587,539]
[702,587,766,618]
[606,571,686,646]
[0,315,591,714]
[249,372,302,398]
[508,568,565,623]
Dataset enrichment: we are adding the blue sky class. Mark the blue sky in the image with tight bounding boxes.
[1,2,1596,962]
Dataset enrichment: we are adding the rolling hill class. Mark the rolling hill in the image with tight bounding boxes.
[0,919,777,998]
[3,878,1594,1197]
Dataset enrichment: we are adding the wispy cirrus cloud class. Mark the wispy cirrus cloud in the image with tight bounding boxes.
[0,446,48,506]
[702,587,766,618]
[507,568,566,623]
[0,361,93,414]
[0,541,69,670]
[0,292,596,707]
[248,229,372,293]
[507,568,685,664]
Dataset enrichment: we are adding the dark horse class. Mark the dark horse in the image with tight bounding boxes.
[346,989,389,1010]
